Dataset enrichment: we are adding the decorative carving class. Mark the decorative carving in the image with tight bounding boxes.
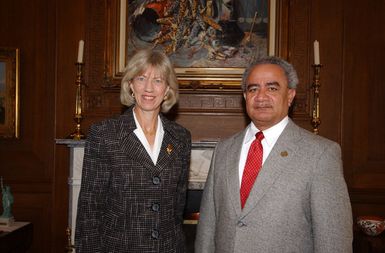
[85,91,104,110]
[178,93,243,112]
[291,94,309,117]
[179,80,241,90]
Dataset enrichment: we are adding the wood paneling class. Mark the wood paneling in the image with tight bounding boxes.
[0,0,57,252]
[311,0,344,142]
[0,0,384,252]
[342,0,385,187]
[54,0,87,251]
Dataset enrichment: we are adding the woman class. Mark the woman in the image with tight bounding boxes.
[75,49,191,253]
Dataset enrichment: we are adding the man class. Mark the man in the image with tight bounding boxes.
[195,57,353,253]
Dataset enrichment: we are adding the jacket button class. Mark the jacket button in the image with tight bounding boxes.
[152,203,160,212]
[152,176,161,185]
[151,229,159,239]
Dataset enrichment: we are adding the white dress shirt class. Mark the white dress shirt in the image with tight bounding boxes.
[133,110,164,165]
[238,116,289,184]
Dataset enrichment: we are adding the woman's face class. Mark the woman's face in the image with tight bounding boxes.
[130,66,169,113]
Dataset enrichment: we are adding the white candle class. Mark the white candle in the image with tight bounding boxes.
[77,40,84,63]
[313,40,320,65]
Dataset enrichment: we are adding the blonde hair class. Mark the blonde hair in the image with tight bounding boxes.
[120,49,179,113]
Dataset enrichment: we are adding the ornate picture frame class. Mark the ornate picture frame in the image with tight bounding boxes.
[0,48,19,138]
[104,0,277,89]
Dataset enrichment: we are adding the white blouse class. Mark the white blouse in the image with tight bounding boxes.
[133,111,164,165]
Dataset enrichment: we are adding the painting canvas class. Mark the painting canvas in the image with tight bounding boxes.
[114,0,276,84]
[0,48,19,138]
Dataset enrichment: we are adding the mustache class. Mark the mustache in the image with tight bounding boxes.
[253,103,273,108]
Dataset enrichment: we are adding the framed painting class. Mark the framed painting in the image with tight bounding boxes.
[105,0,277,89]
[0,48,19,138]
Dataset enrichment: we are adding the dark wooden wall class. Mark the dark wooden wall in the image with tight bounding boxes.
[0,0,384,252]
[0,0,57,252]
[341,0,385,217]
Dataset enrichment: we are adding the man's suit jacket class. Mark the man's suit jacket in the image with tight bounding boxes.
[75,106,191,253]
[195,119,352,253]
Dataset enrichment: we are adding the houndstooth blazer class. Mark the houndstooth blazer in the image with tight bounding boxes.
[75,105,191,253]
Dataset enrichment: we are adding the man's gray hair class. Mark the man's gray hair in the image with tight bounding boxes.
[241,56,299,91]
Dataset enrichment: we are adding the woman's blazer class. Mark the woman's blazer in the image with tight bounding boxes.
[75,106,191,253]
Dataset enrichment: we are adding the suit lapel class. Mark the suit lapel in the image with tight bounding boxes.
[155,127,183,172]
[118,107,157,170]
[119,112,183,174]
[226,131,247,217]
[241,120,301,215]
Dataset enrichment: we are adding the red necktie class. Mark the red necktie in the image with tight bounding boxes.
[240,131,264,209]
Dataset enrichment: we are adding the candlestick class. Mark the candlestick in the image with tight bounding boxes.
[65,227,75,253]
[77,40,84,63]
[311,64,322,134]
[313,40,320,65]
[67,62,85,140]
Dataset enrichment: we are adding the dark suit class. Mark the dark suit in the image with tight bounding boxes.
[75,106,191,253]
[195,119,352,253]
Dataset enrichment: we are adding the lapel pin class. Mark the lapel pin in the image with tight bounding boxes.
[166,144,173,154]
[280,151,288,157]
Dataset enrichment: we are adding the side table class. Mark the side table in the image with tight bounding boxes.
[353,226,385,253]
[0,222,33,253]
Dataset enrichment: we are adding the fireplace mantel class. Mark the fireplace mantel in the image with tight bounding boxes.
[56,139,85,246]
[56,139,212,250]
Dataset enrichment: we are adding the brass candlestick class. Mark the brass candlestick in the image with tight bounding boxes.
[68,62,85,140]
[311,64,322,134]
[65,227,75,252]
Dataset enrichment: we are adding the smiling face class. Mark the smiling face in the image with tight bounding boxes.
[130,66,169,114]
[244,64,296,130]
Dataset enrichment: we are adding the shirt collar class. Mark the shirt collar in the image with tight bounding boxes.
[245,116,289,147]
[132,110,164,138]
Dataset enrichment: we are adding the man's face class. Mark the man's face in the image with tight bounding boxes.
[244,64,296,130]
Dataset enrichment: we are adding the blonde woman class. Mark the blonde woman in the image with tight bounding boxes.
[76,49,191,253]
